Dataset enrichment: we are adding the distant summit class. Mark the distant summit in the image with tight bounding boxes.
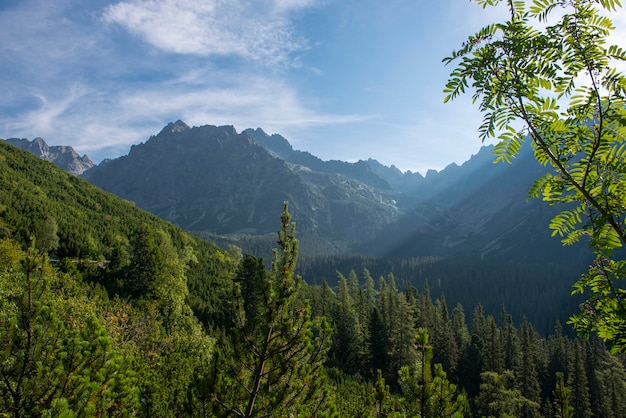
[166,120,191,133]
[4,137,94,175]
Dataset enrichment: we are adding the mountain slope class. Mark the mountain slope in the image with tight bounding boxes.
[244,128,393,191]
[365,145,590,265]
[84,121,402,253]
[0,140,237,323]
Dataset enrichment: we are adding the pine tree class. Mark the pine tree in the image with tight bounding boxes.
[348,269,360,300]
[586,337,626,418]
[501,310,520,371]
[398,328,468,417]
[376,274,417,385]
[450,303,470,374]
[330,274,363,373]
[373,369,398,417]
[387,278,418,384]
[454,334,483,404]
[432,296,453,373]
[476,370,538,418]
[546,322,569,402]
[483,316,505,373]
[0,240,138,416]
[210,202,332,417]
[353,271,373,369]
[232,255,264,334]
[517,317,542,418]
[568,340,592,418]
[418,281,436,331]
[318,279,336,318]
[126,223,163,299]
[472,304,488,341]
[363,268,377,311]
[368,307,390,379]
[553,372,574,418]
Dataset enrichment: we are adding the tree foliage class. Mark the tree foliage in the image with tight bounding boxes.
[0,241,138,417]
[398,328,468,417]
[210,202,332,417]
[444,0,626,351]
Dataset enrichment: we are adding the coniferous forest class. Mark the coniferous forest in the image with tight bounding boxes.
[1,141,626,417]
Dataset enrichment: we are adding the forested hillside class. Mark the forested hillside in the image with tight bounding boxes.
[296,254,583,335]
[1,140,625,416]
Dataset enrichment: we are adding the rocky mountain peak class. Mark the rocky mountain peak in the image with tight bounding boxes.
[169,120,191,133]
[4,137,94,175]
[244,128,294,158]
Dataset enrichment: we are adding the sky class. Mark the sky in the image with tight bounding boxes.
[0,1,624,174]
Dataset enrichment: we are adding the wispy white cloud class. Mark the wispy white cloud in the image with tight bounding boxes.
[0,84,92,137]
[102,0,310,64]
[272,0,322,12]
[0,61,371,164]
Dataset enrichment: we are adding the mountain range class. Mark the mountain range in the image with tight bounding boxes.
[5,137,94,175]
[5,121,590,268]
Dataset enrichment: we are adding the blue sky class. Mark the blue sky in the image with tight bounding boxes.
[1,1,623,173]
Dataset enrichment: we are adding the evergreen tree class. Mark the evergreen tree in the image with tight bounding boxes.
[517,317,542,418]
[553,372,574,418]
[150,229,197,332]
[450,303,470,374]
[454,334,483,404]
[126,223,163,299]
[483,316,505,373]
[501,310,520,371]
[330,273,364,373]
[377,274,418,385]
[398,328,468,417]
[318,279,336,318]
[353,271,374,369]
[389,290,418,384]
[568,340,592,418]
[210,203,332,417]
[472,304,488,341]
[368,307,390,379]
[373,369,399,417]
[363,268,377,312]
[233,253,266,332]
[0,240,138,416]
[586,337,626,418]
[135,232,214,416]
[432,296,453,373]
[545,322,569,403]
[418,281,436,331]
[348,269,360,300]
[476,370,538,418]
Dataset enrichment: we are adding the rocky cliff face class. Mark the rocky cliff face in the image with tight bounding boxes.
[4,137,94,175]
